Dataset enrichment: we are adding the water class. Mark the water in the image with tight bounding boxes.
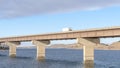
[0,49,120,68]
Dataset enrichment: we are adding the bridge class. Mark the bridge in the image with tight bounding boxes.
[0,27,120,65]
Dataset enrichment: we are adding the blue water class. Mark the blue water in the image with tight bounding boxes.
[0,49,120,68]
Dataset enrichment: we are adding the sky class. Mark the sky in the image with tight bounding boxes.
[0,0,120,45]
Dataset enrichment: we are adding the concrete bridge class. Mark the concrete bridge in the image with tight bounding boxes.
[0,27,120,65]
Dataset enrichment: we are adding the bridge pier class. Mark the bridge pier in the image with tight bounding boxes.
[77,38,99,67]
[5,42,20,58]
[32,40,50,60]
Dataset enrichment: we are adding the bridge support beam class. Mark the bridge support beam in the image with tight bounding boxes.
[32,40,50,60]
[77,38,99,67]
[5,42,20,58]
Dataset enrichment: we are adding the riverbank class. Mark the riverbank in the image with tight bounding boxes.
[47,41,120,50]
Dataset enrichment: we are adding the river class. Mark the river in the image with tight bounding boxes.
[0,49,120,68]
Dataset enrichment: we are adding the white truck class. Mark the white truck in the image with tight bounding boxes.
[62,28,72,32]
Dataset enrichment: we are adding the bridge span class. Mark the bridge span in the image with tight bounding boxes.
[0,27,120,65]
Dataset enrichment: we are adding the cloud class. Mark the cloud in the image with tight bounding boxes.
[0,0,120,18]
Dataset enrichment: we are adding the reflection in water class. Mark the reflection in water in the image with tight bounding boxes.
[84,60,94,68]
[15,56,33,59]
[37,56,45,61]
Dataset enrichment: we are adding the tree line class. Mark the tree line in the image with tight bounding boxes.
[0,45,9,50]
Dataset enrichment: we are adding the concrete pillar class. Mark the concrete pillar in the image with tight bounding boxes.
[83,45,94,68]
[5,42,20,58]
[77,38,99,67]
[32,40,50,60]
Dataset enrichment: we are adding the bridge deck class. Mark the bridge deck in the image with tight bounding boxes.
[0,27,120,42]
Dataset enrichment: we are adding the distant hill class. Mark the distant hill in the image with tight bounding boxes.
[17,46,36,49]
[108,41,120,50]
[46,43,83,49]
[1,41,120,50]
[47,42,120,50]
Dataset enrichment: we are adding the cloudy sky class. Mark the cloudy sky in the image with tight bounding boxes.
[0,0,120,44]
[0,0,120,18]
